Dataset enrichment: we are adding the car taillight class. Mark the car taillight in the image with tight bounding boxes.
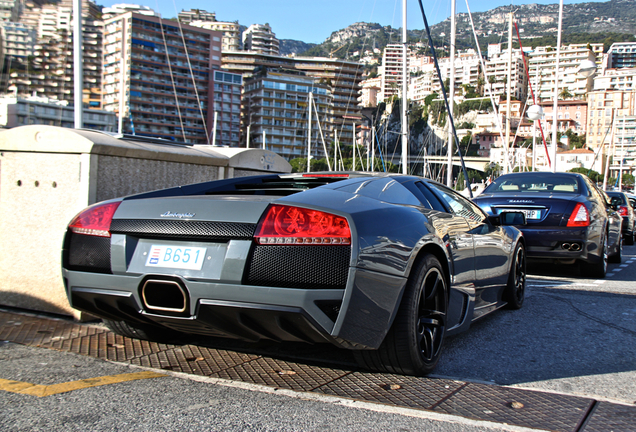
[68,201,122,237]
[567,203,590,227]
[618,205,628,216]
[254,204,351,245]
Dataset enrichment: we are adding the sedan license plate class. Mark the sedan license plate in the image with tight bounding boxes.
[502,209,540,220]
[146,245,207,271]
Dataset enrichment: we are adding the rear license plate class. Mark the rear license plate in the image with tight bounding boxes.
[502,209,541,220]
[146,245,207,270]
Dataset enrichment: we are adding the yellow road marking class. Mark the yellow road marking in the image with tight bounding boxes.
[0,371,167,397]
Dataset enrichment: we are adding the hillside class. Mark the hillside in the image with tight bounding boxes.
[298,0,636,59]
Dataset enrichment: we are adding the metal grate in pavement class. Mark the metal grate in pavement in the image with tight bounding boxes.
[580,401,636,432]
[431,382,595,432]
[1,309,634,432]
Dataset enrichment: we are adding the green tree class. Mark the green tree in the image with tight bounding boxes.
[559,88,573,100]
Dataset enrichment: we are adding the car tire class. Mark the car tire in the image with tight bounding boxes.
[355,254,447,376]
[626,230,635,246]
[609,234,622,264]
[583,235,607,278]
[504,243,526,310]
[103,319,182,343]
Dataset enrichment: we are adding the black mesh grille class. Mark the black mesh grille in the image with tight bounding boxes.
[246,245,350,289]
[110,219,256,241]
[66,232,112,274]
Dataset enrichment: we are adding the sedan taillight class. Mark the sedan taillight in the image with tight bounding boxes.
[68,201,122,237]
[254,204,351,245]
[618,205,628,216]
[567,203,590,227]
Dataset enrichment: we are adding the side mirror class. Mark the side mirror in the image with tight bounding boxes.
[488,211,527,226]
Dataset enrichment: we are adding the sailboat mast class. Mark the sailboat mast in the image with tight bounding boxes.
[307,92,313,172]
[504,12,513,174]
[551,0,564,173]
[447,0,456,187]
[73,0,83,128]
[401,0,408,174]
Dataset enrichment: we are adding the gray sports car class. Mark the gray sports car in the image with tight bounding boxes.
[62,173,526,376]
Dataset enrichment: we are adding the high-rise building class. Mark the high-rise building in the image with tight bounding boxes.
[4,0,103,107]
[178,9,241,52]
[101,4,158,19]
[379,44,407,100]
[211,70,242,147]
[527,44,603,102]
[190,20,241,52]
[242,68,332,161]
[222,51,364,149]
[102,12,222,143]
[0,94,117,129]
[485,48,528,101]
[607,42,636,69]
[242,24,279,55]
[1,22,36,58]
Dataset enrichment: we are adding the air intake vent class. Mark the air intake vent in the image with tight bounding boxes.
[246,245,350,289]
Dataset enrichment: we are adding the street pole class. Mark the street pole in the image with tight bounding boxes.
[551,0,564,173]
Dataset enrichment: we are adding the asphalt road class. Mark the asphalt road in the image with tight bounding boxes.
[1,245,635,431]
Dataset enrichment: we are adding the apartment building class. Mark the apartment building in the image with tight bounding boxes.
[243,23,279,55]
[587,89,636,148]
[178,9,241,52]
[0,94,116,130]
[527,43,603,102]
[222,51,363,148]
[485,48,528,101]
[212,70,242,147]
[437,50,482,92]
[102,12,222,143]
[1,21,36,58]
[101,4,158,19]
[242,68,332,161]
[0,0,22,22]
[607,42,636,69]
[4,0,103,107]
[192,20,241,52]
[380,43,407,100]
[358,76,381,107]
[537,99,588,136]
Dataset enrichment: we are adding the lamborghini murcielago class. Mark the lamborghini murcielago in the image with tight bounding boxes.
[62,173,526,376]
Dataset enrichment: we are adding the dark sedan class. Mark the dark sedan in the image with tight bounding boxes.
[606,190,635,245]
[62,173,526,376]
[473,172,622,278]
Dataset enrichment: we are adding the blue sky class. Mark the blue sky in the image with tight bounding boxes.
[99,0,610,43]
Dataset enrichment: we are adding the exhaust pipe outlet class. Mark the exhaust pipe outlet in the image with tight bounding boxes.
[562,243,571,250]
[570,243,582,251]
[142,279,188,313]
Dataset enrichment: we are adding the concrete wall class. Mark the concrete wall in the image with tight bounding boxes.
[0,125,291,317]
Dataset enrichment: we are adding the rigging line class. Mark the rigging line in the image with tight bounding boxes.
[156,11,187,142]
[417,0,473,197]
[311,94,332,171]
[514,20,551,167]
[173,4,210,144]
[463,0,513,173]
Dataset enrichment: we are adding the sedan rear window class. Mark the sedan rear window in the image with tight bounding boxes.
[485,174,579,194]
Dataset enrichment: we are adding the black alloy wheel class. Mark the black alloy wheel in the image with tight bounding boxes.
[505,243,526,309]
[355,254,448,376]
[609,233,622,264]
[584,234,607,278]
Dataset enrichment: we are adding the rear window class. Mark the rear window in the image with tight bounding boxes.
[485,174,579,194]
[606,192,627,205]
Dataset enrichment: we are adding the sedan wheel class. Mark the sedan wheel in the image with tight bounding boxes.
[354,254,448,376]
[505,243,526,309]
[583,235,607,278]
